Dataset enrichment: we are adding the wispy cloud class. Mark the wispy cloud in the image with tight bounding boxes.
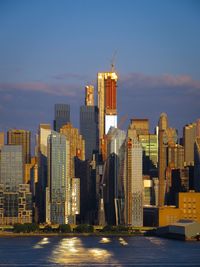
[0,82,83,96]
[119,73,200,94]
[52,72,89,81]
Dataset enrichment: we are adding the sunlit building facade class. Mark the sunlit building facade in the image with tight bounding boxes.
[97,72,118,151]
[125,121,143,226]
[7,129,31,164]
[184,122,197,166]
[47,132,71,224]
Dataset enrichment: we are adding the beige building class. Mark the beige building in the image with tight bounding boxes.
[183,122,196,166]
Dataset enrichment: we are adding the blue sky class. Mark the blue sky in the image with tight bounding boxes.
[0,0,200,144]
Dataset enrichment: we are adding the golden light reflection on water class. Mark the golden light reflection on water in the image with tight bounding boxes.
[33,237,50,249]
[146,236,165,246]
[118,237,128,246]
[49,237,118,265]
[99,237,111,244]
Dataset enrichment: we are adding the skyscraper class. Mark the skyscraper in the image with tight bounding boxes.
[183,122,197,166]
[0,132,4,149]
[47,132,71,224]
[0,145,24,191]
[103,127,126,225]
[194,137,200,191]
[80,85,98,160]
[37,124,51,222]
[54,104,70,132]
[60,123,84,223]
[7,129,31,164]
[158,113,169,206]
[97,72,118,151]
[125,122,143,226]
[85,85,94,106]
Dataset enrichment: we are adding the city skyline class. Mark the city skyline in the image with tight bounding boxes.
[0,0,200,139]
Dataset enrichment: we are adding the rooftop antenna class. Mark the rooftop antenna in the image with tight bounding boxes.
[110,50,117,72]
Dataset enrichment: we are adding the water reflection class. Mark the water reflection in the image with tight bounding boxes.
[146,236,165,246]
[49,237,119,265]
[119,237,128,246]
[99,237,111,244]
[33,237,50,249]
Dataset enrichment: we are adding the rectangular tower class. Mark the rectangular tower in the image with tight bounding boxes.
[54,104,70,132]
[0,145,24,191]
[7,129,31,164]
[97,72,118,151]
[47,132,71,224]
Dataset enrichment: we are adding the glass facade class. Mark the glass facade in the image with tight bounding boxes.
[7,129,31,164]
[54,104,70,132]
[0,145,23,191]
[48,132,71,224]
[80,106,98,160]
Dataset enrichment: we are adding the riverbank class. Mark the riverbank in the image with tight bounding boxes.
[0,231,145,237]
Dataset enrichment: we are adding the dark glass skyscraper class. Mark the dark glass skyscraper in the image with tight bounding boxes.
[80,106,98,160]
[54,104,70,132]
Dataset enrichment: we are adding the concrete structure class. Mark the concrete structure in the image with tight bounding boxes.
[54,104,70,132]
[7,129,31,164]
[156,220,200,240]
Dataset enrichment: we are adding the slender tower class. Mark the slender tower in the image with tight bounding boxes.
[97,71,118,153]
[158,113,168,206]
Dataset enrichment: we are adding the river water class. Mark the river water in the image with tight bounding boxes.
[0,236,199,266]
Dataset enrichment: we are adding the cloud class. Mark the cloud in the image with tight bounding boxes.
[0,82,83,97]
[52,72,89,81]
[119,73,200,94]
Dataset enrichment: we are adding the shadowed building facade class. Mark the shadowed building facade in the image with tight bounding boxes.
[80,85,98,160]
[54,104,70,132]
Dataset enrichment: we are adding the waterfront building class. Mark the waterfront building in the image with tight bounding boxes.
[54,104,70,132]
[46,132,72,224]
[0,184,32,225]
[0,145,23,191]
